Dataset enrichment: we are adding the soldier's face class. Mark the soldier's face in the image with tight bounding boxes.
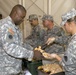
[15,10,26,25]
[43,20,49,27]
[64,22,71,33]
[43,20,53,29]
[29,19,38,26]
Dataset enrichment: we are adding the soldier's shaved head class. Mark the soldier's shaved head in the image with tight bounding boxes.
[10,4,26,16]
[10,4,26,25]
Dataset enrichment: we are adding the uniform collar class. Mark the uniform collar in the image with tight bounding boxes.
[7,16,14,24]
[70,33,76,41]
[7,16,19,29]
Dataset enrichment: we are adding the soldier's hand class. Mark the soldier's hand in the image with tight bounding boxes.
[42,52,52,59]
[51,53,61,61]
[50,53,57,59]
[42,52,57,59]
[33,50,43,60]
[46,37,55,45]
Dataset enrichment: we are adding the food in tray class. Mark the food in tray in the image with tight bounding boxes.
[38,63,63,75]
[34,46,44,53]
[34,46,52,59]
[42,52,52,59]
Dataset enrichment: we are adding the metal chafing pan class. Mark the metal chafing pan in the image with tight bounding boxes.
[38,69,65,75]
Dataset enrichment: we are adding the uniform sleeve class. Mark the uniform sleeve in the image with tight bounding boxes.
[55,35,71,45]
[39,29,46,41]
[60,38,76,72]
[54,27,70,45]
[1,25,34,60]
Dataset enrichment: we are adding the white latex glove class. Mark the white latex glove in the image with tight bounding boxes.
[46,37,55,45]
[42,53,56,59]
[50,53,57,58]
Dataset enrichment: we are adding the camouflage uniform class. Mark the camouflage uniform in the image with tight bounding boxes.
[24,14,45,48]
[42,15,70,54]
[0,16,33,75]
[60,8,76,75]
[25,25,45,48]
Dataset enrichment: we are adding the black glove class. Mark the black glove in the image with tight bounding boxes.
[33,50,43,60]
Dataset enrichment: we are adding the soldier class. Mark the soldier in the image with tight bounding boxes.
[24,14,45,48]
[0,4,42,75]
[43,8,76,75]
[42,15,69,54]
[23,14,45,72]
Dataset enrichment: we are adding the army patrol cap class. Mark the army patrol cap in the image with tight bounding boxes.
[42,15,53,22]
[28,14,38,21]
[61,8,76,26]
